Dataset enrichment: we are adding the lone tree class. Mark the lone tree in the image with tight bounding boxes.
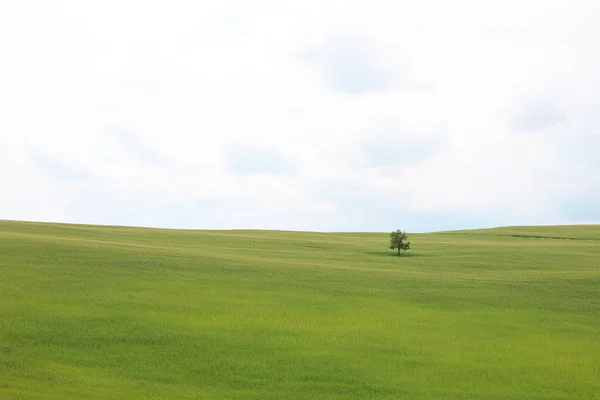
[389,229,410,256]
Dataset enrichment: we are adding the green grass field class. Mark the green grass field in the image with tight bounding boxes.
[1,220,599,399]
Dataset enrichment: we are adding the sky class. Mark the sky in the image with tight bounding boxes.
[1,0,599,232]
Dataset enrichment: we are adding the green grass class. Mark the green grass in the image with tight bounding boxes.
[1,220,599,399]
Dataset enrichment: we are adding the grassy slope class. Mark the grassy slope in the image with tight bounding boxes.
[0,220,599,399]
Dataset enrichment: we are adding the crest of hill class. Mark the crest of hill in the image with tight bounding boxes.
[438,225,600,241]
[2,219,600,241]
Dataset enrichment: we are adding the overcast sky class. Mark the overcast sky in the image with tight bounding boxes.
[1,0,599,232]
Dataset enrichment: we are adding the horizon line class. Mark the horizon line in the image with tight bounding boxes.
[2,218,599,235]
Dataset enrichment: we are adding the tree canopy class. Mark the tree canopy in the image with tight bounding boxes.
[389,229,410,256]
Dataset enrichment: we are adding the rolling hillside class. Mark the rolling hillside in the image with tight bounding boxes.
[1,220,599,399]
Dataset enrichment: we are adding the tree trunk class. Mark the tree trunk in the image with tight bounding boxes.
[397,247,401,256]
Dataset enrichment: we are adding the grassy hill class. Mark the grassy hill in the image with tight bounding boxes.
[1,220,599,399]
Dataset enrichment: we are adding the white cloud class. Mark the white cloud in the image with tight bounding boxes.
[1,0,600,231]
